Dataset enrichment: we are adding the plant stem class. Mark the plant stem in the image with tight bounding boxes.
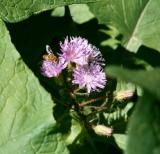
[79,96,107,107]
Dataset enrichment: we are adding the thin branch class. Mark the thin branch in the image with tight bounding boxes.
[79,96,107,107]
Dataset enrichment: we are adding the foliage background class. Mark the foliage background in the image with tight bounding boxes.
[0,0,160,154]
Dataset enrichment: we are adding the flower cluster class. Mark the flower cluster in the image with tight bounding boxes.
[41,36,106,93]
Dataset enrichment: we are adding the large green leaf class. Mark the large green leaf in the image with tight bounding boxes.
[0,0,98,23]
[106,66,160,100]
[126,93,160,154]
[0,19,69,154]
[89,0,160,52]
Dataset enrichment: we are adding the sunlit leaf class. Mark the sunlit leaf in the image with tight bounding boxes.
[0,0,99,22]
[89,0,160,52]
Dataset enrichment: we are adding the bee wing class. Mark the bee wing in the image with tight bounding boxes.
[46,45,53,54]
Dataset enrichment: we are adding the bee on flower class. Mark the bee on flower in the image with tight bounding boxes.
[43,45,58,62]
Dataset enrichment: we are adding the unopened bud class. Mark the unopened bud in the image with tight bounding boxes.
[92,125,113,137]
[115,90,133,101]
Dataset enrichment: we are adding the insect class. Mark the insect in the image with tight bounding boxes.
[43,45,57,62]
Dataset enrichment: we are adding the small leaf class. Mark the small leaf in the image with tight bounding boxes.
[69,4,94,24]
[113,134,127,150]
[52,4,94,23]
[65,119,82,145]
[52,7,65,17]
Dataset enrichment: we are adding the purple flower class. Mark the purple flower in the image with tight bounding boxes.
[88,45,105,66]
[60,36,104,67]
[72,63,106,93]
[41,60,64,77]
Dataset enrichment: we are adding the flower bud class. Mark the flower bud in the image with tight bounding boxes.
[114,90,133,101]
[92,125,113,137]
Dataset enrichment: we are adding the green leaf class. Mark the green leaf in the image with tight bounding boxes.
[52,4,94,23]
[126,93,160,154]
[106,66,160,100]
[51,7,65,17]
[89,0,160,52]
[113,134,127,150]
[0,19,69,154]
[69,4,94,24]
[103,102,134,123]
[65,119,82,145]
[100,26,120,49]
[0,0,99,23]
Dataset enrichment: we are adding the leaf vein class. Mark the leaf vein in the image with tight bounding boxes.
[126,0,152,49]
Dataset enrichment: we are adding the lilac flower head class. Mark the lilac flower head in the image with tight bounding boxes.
[41,37,106,93]
[41,59,64,77]
[72,63,106,93]
[88,45,105,66]
[60,36,94,67]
